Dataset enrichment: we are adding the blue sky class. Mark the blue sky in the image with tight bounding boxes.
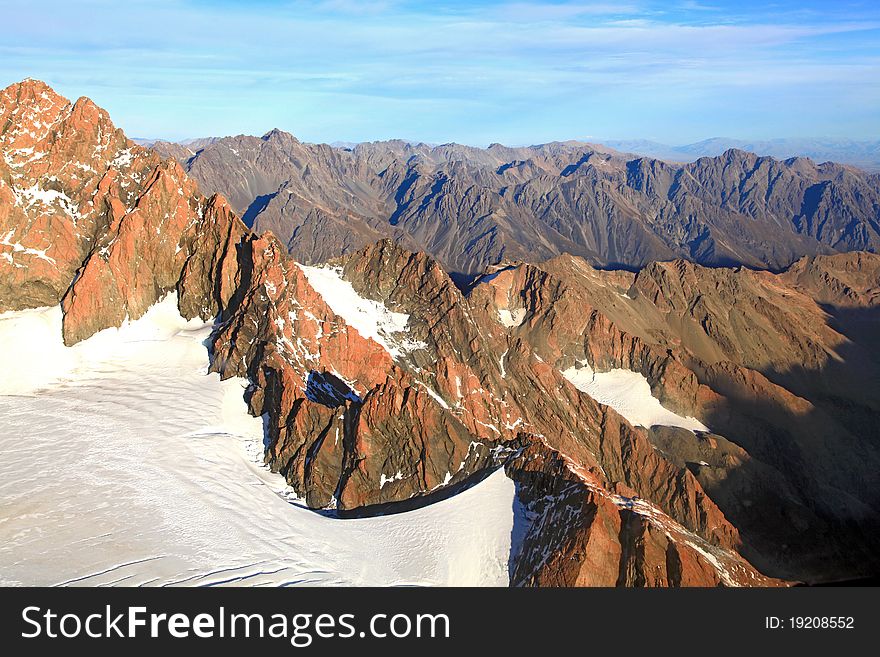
[1,0,878,145]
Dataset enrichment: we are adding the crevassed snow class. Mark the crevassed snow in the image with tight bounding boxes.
[297,264,426,358]
[0,295,515,586]
[561,361,708,432]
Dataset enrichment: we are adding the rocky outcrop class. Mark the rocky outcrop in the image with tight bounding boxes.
[177,194,249,320]
[205,235,503,509]
[466,252,880,581]
[781,251,880,307]
[203,235,747,568]
[5,79,878,587]
[0,78,250,344]
[506,440,782,587]
[0,79,127,311]
[60,159,247,344]
[192,228,758,584]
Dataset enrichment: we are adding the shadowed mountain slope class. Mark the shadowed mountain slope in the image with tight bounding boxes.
[4,80,879,586]
[153,130,880,278]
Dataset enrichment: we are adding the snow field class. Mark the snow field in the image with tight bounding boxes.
[561,360,708,431]
[0,295,515,586]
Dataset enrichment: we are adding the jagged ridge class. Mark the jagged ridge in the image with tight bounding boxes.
[4,79,880,586]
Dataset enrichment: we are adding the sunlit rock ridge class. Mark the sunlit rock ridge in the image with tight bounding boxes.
[3,79,880,586]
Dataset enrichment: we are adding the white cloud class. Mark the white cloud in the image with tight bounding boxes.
[1,0,877,143]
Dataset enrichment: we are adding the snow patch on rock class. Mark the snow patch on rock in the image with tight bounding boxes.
[498,307,526,328]
[110,147,134,168]
[0,230,56,265]
[297,264,426,359]
[561,360,708,431]
[12,184,80,220]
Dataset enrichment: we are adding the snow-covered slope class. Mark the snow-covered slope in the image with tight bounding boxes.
[298,264,426,358]
[561,361,708,431]
[0,296,515,586]
[0,305,77,394]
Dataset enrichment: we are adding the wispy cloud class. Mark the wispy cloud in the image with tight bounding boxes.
[0,0,877,143]
[488,2,642,20]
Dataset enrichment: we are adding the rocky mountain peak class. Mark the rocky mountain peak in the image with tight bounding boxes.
[0,79,248,344]
[4,79,880,586]
[262,127,298,143]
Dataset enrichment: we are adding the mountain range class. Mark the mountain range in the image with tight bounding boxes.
[602,138,880,173]
[2,79,880,586]
[149,130,880,282]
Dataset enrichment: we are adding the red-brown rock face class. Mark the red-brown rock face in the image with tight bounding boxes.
[466,252,880,582]
[204,235,760,588]
[0,79,122,310]
[505,440,783,587]
[0,79,248,343]
[4,79,876,587]
[206,235,503,509]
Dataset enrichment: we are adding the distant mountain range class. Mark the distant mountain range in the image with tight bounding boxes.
[4,79,880,586]
[149,130,880,280]
[140,135,880,172]
[602,137,880,172]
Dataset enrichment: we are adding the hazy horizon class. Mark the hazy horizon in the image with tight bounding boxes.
[2,1,878,145]
[127,131,880,150]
